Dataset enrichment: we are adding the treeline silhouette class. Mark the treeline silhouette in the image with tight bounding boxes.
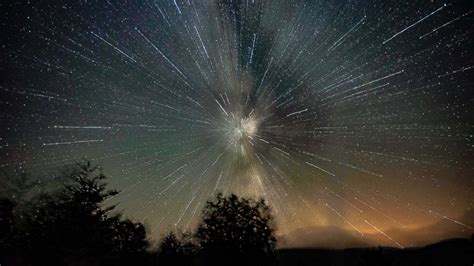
[1,161,473,266]
[0,161,276,266]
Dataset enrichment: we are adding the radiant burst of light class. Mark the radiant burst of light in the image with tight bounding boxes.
[229,115,257,143]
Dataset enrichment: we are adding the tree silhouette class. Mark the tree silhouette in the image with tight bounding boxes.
[0,169,37,204]
[159,232,183,256]
[0,198,15,256]
[196,193,276,265]
[20,161,149,264]
[157,231,197,265]
[159,232,196,256]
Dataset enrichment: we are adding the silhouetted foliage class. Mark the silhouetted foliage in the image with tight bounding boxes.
[159,232,183,256]
[195,193,276,265]
[0,198,15,252]
[159,232,196,256]
[11,161,149,265]
[0,170,37,204]
[157,232,197,265]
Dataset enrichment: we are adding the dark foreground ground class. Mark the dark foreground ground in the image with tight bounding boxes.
[2,237,473,266]
[277,238,474,266]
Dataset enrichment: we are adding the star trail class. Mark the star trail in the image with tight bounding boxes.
[1,0,473,248]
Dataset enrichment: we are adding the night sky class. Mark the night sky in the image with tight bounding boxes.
[1,0,473,248]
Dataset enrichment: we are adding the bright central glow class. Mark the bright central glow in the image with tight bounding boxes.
[239,117,257,139]
[226,115,258,146]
